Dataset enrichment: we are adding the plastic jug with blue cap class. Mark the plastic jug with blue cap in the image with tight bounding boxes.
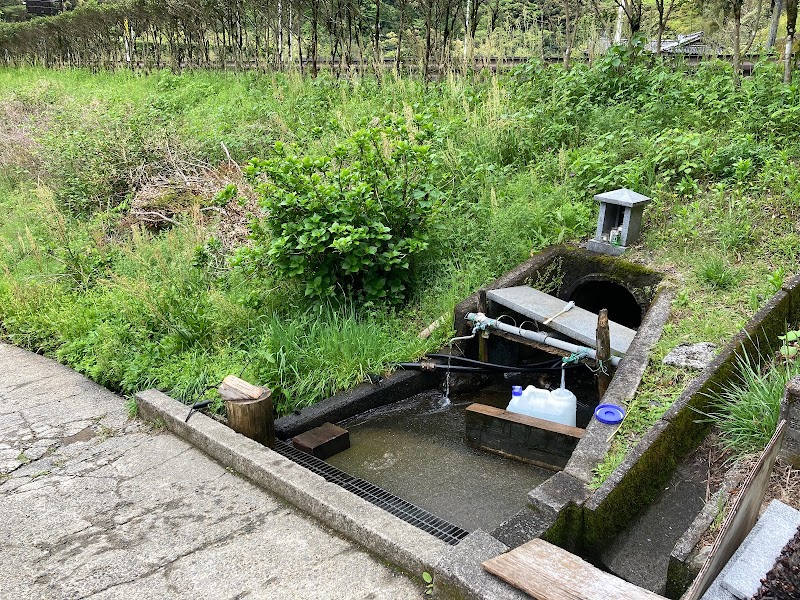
[506,370,576,427]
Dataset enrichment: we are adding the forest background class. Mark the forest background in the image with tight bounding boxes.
[0,0,798,81]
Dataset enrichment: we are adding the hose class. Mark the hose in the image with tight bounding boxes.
[424,354,578,371]
[397,361,579,374]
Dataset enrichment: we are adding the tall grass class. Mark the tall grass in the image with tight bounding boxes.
[2,55,800,421]
[707,351,800,458]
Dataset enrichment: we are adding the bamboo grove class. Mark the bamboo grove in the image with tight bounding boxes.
[0,0,798,80]
[0,0,515,74]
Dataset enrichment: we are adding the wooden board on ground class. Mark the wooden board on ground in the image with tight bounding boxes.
[681,420,788,600]
[465,403,584,471]
[482,538,667,600]
[487,286,636,356]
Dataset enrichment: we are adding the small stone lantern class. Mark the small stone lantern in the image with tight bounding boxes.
[586,188,651,256]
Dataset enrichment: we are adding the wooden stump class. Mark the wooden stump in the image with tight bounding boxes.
[478,288,489,363]
[596,308,612,400]
[218,375,275,448]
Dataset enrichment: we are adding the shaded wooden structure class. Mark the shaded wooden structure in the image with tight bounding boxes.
[25,0,63,17]
[292,422,350,459]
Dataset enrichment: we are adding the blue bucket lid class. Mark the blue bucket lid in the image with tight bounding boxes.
[595,403,625,425]
[512,385,523,396]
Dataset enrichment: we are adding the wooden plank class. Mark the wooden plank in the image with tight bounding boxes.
[465,403,584,471]
[681,420,788,600]
[482,538,666,600]
[466,403,585,438]
[490,329,572,358]
[478,288,489,363]
[487,286,635,356]
[596,308,612,399]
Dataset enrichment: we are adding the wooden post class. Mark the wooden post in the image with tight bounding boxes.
[596,309,611,400]
[478,288,489,363]
[218,375,275,448]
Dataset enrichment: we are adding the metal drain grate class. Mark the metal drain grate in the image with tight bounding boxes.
[274,439,469,546]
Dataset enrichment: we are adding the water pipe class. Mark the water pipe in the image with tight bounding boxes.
[465,312,622,367]
[448,331,477,345]
[425,354,570,372]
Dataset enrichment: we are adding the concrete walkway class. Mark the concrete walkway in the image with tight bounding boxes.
[0,343,422,599]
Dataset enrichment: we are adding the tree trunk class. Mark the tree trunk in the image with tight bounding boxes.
[563,0,572,69]
[311,0,319,76]
[288,2,293,67]
[787,0,798,83]
[464,0,471,63]
[424,0,433,79]
[297,7,304,75]
[656,23,664,55]
[613,4,624,43]
[396,0,404,74]
[374,0,381,65]
[277,0,283,69]
[733,3,742,85]
[768,0,784,50]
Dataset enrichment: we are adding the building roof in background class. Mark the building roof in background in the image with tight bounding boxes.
[596,31,725,56]
[25,0,63,17]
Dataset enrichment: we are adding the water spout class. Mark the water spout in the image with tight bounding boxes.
[440,330,477,409]
[448,332,477,346]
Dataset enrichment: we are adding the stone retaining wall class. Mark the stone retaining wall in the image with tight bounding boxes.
[577,274,800,562]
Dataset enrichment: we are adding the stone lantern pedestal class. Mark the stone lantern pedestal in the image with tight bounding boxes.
[586,188,651,256]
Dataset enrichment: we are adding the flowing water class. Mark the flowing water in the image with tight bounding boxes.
[326,385,553,532]
[440,347,453,409]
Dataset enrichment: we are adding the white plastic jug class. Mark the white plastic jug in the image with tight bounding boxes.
[507,385,524,413]
[548,387,577,427]
[507,381,576,427]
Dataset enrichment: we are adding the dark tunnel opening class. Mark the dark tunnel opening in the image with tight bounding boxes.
[568,280,643,329]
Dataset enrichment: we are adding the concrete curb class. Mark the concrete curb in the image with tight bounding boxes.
[566,282,676,487]
[135,388,448,577]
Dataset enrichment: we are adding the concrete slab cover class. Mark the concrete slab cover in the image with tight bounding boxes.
[487,286,636,356]
[0,343,423,599]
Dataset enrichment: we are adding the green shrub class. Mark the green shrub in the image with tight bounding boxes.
[241,116,442,303]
